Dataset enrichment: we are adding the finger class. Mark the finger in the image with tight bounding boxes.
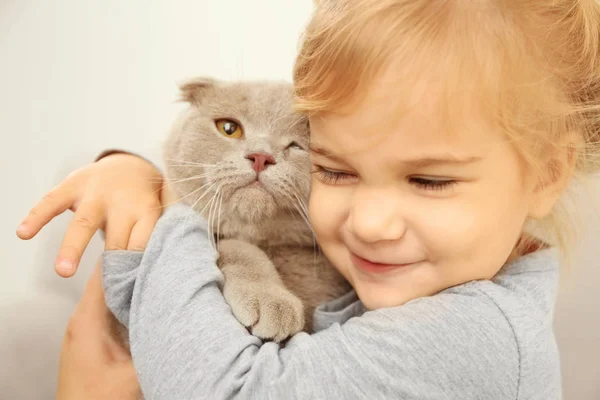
[16,184,75,240]
[105,215,136,251]
[127,210,161,251]
[55,200,103,277]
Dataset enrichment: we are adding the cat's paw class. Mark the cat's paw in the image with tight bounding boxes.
[223,282,305,342]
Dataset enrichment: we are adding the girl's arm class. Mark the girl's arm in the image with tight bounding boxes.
[103,203,519,400]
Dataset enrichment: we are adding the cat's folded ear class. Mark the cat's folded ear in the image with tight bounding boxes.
[178,77,216,104]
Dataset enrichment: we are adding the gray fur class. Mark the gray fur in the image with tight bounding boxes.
[163,77,350,340]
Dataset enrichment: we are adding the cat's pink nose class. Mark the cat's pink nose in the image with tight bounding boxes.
[245,152,276,174]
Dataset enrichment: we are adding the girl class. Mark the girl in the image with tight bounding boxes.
[18,0,600,398]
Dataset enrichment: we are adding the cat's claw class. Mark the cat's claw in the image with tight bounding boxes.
[223,283,305,342]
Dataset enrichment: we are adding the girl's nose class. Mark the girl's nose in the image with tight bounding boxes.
[346,189,406,244]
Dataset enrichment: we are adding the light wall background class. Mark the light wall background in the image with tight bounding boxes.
[0,1,597,399]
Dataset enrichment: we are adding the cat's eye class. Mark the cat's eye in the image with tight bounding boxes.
[287,141,304,150]
[215,119,243,139]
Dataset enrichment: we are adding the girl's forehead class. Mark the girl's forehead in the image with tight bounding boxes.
[323,61,490,129]
[311,82,490,145]
[307,57,510,159]
[309,111,499,164]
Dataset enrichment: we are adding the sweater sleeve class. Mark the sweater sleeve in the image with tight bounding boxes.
[94,149,163,173]
[102,203,520,400]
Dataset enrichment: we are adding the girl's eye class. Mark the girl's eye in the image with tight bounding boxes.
[313,165,356,184]
[287,141,304,150]
[215,119,243,139]
[409,177,456,191]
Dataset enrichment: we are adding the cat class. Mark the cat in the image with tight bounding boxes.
[163,77,351,342]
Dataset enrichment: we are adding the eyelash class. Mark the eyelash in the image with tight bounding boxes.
[313,166,354,184]
[313,166,457,190]
[409,177,457,191]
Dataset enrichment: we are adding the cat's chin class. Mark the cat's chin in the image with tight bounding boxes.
[228,186,279,222]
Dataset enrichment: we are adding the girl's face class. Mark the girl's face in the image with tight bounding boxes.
[308,77,541,310]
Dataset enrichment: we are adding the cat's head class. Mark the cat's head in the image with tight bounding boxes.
[164,77,311,231]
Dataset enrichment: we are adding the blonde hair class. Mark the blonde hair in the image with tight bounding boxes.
[293,0,600,259]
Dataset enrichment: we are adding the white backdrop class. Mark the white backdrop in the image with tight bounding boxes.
[0,1,598,399]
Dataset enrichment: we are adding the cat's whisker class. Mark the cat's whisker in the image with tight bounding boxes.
[268,113,290,130]
[216,191,224,250]
[196,184,220,221]
[291,192,310,218]
[179,181,220,238]
[291,202,313,235]
[287,197,321,272]
[293,199,319,266]
[207,184,226,251]
[279,185,315,237]
[207,196,214,250]
[280,189,311,230]
[165,158,218,167]
[166,164,209,169]
[168,173,214,184]
[172,180,215,205]
[279,186,305,219]
[267,111,304,134]
[208,187,223,251]
[188,181,221,218]
[216,170,252,177]
[206,193,215,250]
[279,115,308,137]
[287,187,322,268]
[169,171,248,205]
[281,178,311,218]
[282,180,315,233]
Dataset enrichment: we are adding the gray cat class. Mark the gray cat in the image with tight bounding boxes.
[163,77,351,342]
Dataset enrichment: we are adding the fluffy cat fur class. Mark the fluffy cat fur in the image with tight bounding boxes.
[163,77,351,341]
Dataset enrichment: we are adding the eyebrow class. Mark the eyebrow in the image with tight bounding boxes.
[309,145,346,163]
[309,144,482,167]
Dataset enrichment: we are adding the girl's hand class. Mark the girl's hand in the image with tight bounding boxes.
[56,261,141,400]
[16,153,163,277]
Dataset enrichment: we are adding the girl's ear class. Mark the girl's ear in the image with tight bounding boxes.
[177,77,216,105]
[528,132,580,220]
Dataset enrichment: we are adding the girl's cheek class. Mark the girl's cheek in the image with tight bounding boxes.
[309,184,348,239]
[410,198,479,252]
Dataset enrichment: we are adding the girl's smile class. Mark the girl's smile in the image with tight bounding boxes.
[349,252,421,275]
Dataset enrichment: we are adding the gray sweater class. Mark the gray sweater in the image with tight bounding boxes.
[102,203,562,400]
